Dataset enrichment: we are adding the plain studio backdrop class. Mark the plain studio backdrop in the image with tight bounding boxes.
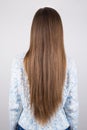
[0,0,87,130]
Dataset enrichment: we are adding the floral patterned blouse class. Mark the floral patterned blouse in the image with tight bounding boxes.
[8,51,79,130]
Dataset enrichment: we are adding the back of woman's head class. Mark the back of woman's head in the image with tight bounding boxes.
[24,7,66,126]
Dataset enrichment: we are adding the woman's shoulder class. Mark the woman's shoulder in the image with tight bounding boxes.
[66,54,77,72]
[11,51,27,71]
[13,51,27,64]
[14,51,27,60]
[66,53,78,90]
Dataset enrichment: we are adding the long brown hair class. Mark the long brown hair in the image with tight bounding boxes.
[23,7,66,126]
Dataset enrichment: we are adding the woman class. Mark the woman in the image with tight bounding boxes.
[9,7,79,130]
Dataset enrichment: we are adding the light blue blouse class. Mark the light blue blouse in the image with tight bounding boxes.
[8,51,79,130]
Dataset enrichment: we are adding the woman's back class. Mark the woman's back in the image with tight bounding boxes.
[9,51,79,130]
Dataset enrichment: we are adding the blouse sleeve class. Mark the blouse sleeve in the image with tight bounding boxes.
[64,58,79,130]
[8,56,23,130]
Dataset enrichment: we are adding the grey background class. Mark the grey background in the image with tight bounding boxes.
[0,0,87,130]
